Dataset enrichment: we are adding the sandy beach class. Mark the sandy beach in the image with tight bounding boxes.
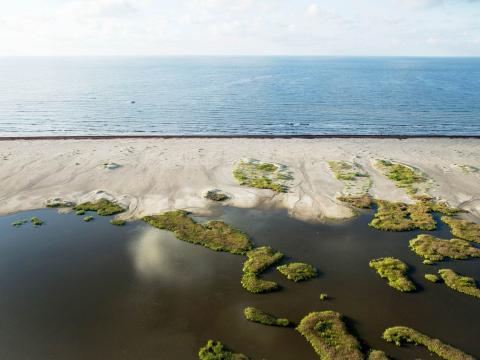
[0,137,479,221]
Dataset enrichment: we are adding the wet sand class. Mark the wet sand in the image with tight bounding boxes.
[0,137,479,222]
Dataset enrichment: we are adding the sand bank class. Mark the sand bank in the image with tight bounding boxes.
[0,138,479,221]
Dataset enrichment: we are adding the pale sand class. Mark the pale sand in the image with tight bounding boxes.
[0,138,479,221]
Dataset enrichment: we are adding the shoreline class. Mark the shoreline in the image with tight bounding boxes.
[1,134,480,141]
[1,137,479,221]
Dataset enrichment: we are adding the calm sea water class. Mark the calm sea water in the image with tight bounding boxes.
[0,57,479,136]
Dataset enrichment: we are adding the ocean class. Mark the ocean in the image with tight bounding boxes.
[0,56,479,136]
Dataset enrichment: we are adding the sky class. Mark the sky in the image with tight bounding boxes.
[0,0,479,56]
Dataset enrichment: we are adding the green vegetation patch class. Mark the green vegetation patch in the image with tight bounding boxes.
[74,199,125,216]
[367,350,390,360]
[143,210,252,255]
[338,195,373,209]
[369,257,415,292]
[409,234,480,262]
[11,219,28,227]
[383,326,475,360]
[110,219,126,226]
[204,189,229,202]
[242,246,283,274]
[328,160,365,181]
[233,159,292,193]
[244,307,290,327]
[427,202,465,216]
[277,262,318,282]
[198,340,249,360]
[296,311,363,360]
[30,217,44,226]
[241,273,279,294]
[328,161,372,208]
[369,200,435,232]
[319,293,328,301]
[441,216,480,244]
[83,216,94,222]
[375,160,428,196]
[438,269,480,299]
[425,273,440,283]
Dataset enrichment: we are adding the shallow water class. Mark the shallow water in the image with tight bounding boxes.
[1,57,480,136]
[0,207,479,359]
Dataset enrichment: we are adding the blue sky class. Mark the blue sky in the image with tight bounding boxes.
[1,0,479,56]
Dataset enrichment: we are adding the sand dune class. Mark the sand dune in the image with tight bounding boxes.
[0,138,479,221]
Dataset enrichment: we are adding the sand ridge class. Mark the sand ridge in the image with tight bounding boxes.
[0,138,479,221]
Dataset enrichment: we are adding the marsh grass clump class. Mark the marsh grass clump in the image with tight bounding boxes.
[319,293,328,301]
[110,219,126,226]
[11,219,28,227]
[425,274,440,283]
[198,340,249,360]
[296,311,363,360]
[143,210,252,255]
[441,216,480,244]
[83,216,94,222]
[369,257,416,292]
[428,202,465,216]
[438,269,480,299]
[242,246,283,274]
[328,161,372,208]
[244,307,290,327]
[409,234,480,262]
[383,326,475,360]
[369,200,435,232]
[375,160,427,195]
[241,273,279,294]
[328,160,364,181]
[338,195,373,209]
[367,350,390,360]
[204,189,229,202]
[233,159,292,193]
[74,199,125,216]
[30,217,44,226]
[76,209,86,215]
[277,262,318,282]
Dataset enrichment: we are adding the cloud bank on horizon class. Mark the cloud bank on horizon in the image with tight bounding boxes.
[0,0,479,56]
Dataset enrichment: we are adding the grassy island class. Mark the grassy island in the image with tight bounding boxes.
[198,340,249,360]
[243,246,284,274]
[277,262,318,282]
[369,200,435,231]
[143,210,252,255]
[409,234,480,262]
[74,199,125,216]
[83,216,94,222]
[441,216,480,244]
[233,159,292,193]
[244,307,290,327]
[110,219,126,226]
[383,326,475,360]
[367,350,390,360]
[296,311,363,360]
[30,217,44,226]
[241,273,279,294]
[369,257,416,292]
[425,273,440,283]
[438,269,480,299]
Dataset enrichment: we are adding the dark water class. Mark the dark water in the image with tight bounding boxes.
[1,57,480,136]
[0,207,479,360]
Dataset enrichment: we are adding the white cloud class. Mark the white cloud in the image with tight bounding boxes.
[306,4,320,17]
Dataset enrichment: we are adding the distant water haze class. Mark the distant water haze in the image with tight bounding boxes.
[0,56,479,136]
